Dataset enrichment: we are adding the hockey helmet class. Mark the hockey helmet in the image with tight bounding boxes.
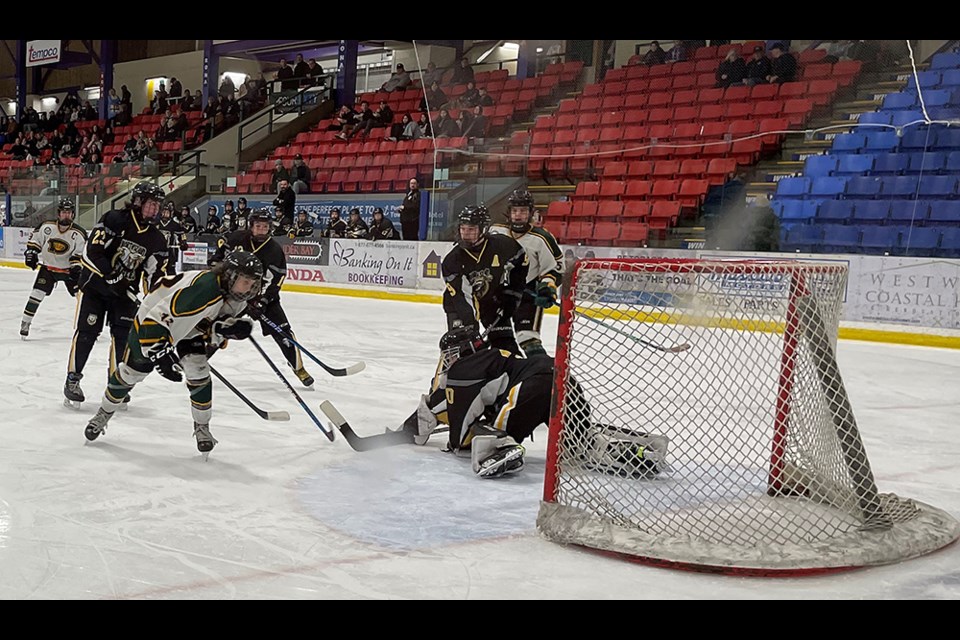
[218,251,264,302]
[130,181,164,223]
[457,204,490,249]
[249,208,274,240]
[438,325,485,373]
[507,189,535,232]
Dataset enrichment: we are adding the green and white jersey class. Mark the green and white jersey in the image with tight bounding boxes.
[134,270,248,348]
[489,223,564,289]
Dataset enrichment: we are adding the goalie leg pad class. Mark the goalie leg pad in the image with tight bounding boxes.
[582,424,669,478]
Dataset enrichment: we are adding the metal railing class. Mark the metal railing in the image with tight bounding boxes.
[238,80,332,159]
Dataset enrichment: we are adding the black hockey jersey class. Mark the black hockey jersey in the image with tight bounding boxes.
[210,230,287,303]
[441,233,528,330]
[367,218,398,241]
[324,218,347,238]
[79,208,170,298]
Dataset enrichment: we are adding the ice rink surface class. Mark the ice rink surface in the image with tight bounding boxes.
[0,265,957,599]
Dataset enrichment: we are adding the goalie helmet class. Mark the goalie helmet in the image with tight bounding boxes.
[218,251,264,302]
[457,205,490,249]
[507,189,535,233]
[438,325,485,373]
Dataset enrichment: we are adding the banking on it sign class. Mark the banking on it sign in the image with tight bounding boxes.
[26,40,62,67]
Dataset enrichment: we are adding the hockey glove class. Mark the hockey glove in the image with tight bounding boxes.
[103,268,129,287]
[67,267,81,297]
[534,281,558,309]
[24,250,39,270]
[147,342,183,383]
[213,317,254,341]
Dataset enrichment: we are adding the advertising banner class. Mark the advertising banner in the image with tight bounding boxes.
[846,256,960,329]
[26,40,61,67]
[324,238,419,287]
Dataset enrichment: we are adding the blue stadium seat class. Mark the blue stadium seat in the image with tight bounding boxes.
[880,175,920,198]
[852,200,890,223]
[939,227,960,257]
[835,153,875,175]
[896,226,941,253]
[846,176,883,198]
[947,151,960,173]
[859,226,898,254]
[781,224,822,252]
[928,201,960,224]
[928,106,960,121]
[882,93,918,110]
[935,129,960,150]
[939,69,960,86]
[831,133,868,153]
[804,155,839,177]
[905,70,942,90]
[919,175,958,198]
[775,177,812,198]
[931,52,960,69]
[889,199,931,224]
[889,110,926,128]
[816,200,854,222]
[900,127,936,151]
[857,111,892,127]
[905,151,947,174]
[773,199,819,221]
[872,153,908,175]
[920,89,956,107]
[810,176,848,198]
[863,131,901,153]
[819,224,861,253]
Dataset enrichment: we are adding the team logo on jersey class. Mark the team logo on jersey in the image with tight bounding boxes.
[467,268,494,299]
[47,238,70,254]
[87,313,98,325]
[112,239,148,271]
[43,227,52,235]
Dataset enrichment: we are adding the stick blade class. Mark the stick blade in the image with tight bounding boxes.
[319,400,347,429]
[342,361,366,376]
[266,410,291,421]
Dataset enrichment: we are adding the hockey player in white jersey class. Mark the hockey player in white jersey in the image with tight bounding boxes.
[20,199,87,339]
[83,251,264,457]
[488,189,564,356]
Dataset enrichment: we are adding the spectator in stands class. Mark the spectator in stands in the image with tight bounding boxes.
[290,154,311,194]
[355,100,394,139]
[120,85,132,108]
[460,105,488,140]
[271,159,292,193]
[397,177,421,240]
[10,136,28,161]
[293,54,309,82]
[455,109,472,137]
[167,76,182,99]
[668,40,690,63]
[203,97,221,139]
[289,210,315,238]
[766,43,797,84]
[433,107,460,138]
[106,88,121,121]
[458,81,480,109]
[421,80,448,112]
[329,104,358,133]
[381,63,412,93]
[218,74,237,101]
[220,95,242,129]
[421,61,443,87]
[416,113,433,139]
[743,46,771,86]
[276,58,296,91]
[305,58,325,85]
[152,83,169,114]
[60,91,81,114]
[366,207,397,240]
[342,100,375,140]
[386,113,415,142]
[273,179,296,227]
[449,57,474,86]
[344,208,369,239]
[477,86,495,107]
[238,79,266,117]
[323,208,347,238]
[115,103,133,127]
[641,41,667,66]
[80,101,97,121]
[716,48,747,88]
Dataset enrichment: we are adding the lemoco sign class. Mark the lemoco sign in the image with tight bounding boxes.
[26,40,62,67]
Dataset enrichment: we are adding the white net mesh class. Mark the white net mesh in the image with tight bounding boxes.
[538,258,960,573]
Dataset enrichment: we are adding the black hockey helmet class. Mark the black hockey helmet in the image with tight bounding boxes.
[372,207,384,219]
[457,204,490,249]
[218,251,264,302]
[58,198,75,213]
[438,325,485,373]
[224,199,235,210]
[131,181,164,224]
[507,189,535,232]
[248,208,274,240]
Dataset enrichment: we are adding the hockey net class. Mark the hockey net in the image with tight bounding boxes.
[537,258,959,575]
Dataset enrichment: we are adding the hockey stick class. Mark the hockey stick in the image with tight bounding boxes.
[248,336,335,441]
[209,364,291,421]
[574,310,691,353]
[318,400,449,452]
[248,308,366,377]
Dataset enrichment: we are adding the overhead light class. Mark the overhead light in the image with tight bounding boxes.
[536,47,544,54]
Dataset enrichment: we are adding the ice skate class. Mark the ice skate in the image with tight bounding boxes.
[193,422,218,460]
[472,435,525,479]
[20,321,30,340]
[84,408,114,442]
[63,373,85,409]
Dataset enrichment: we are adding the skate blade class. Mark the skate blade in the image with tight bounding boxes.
[200,451,211,462]
[116,404,129,412]
[64,399,83,409]
[20,335,28,341]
